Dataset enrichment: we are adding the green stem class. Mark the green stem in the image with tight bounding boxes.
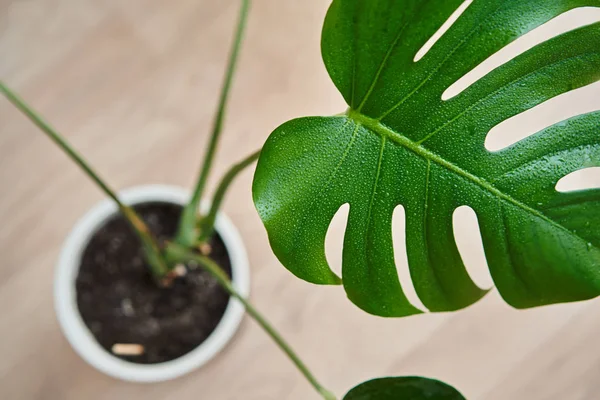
[165,243,337,400]
[198,149,260,242]
[176,0,251,247]
[0,82,169,278]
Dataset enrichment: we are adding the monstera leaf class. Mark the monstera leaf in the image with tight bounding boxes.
[343,377,466,400]
[253,0,600,317]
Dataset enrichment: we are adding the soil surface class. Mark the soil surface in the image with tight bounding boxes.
[76,202,232,364]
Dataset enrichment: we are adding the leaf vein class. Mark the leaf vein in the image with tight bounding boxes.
[500,201,536,298]
[365,136,386,228]
[348,111,598,253]
[289,120,358,254]
[376,0,509,121]
[416,52,599,145]
[356,7,417,112]
[491,143,600,185]
[364,136,387,282]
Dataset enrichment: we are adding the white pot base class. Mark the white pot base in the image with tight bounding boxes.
[54,185,250,382]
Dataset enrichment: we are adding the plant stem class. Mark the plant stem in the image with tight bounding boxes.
[197,149,260,242]
[165,243,337,400]
[0,82,169,278]
[176,0,251,247]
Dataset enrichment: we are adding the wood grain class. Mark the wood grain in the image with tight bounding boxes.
[1,1,599,399]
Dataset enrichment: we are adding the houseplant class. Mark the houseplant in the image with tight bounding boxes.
[2,0,599,399]
[2,0,256,382]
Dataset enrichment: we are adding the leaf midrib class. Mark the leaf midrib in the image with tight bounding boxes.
[347,109,594,248]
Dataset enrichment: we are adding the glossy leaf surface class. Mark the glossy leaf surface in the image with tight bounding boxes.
[253,0,600,316]
[343,377,465,400]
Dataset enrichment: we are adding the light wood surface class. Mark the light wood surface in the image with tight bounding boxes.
[1,1,600,399]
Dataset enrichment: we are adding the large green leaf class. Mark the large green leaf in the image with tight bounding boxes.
[253,0,600,317]
[343,377,466,400]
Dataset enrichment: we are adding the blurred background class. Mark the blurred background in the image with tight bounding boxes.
[1,0,600,399]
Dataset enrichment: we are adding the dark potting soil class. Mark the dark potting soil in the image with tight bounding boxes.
[76,202,232,364]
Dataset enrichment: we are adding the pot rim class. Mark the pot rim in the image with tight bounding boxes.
[54,184,250,383]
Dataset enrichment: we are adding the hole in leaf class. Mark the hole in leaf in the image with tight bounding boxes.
[414,0,473,62]
[452,206,493,290]
[325,203,349,277]
[485,82,600,151]
[442,7,600,100]
[556,167,600,192]
[392,204,428,312]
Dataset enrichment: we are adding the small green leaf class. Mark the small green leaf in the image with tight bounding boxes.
[343,377,466,400]
[253,0,600,317]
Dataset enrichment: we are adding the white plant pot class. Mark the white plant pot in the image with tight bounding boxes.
[54,185,250,383]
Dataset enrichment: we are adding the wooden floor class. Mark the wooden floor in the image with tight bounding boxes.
[1,1,600,399]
